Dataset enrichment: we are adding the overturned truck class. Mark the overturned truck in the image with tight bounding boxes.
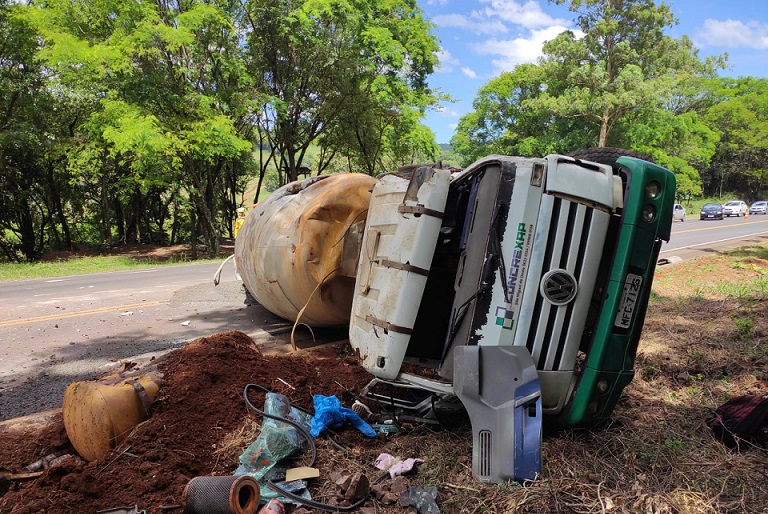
[234,149,676,482]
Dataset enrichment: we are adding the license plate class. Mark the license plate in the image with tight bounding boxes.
[615,273,643,329]
[707,214,714,217]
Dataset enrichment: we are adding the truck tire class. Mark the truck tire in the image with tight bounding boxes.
[567,147,653,171]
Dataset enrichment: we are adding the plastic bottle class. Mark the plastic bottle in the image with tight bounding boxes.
[257,499,285,514]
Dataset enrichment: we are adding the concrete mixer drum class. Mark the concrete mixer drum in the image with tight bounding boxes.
[234,173,377,327]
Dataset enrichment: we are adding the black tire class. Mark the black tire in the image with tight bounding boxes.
[567,147,653,171]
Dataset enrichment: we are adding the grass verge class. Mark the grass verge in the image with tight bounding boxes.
[0,243,231,282]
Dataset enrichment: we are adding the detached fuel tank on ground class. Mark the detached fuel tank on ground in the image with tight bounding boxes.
[235,174,377,327]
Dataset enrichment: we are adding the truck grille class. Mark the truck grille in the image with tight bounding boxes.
[515,195,610,372]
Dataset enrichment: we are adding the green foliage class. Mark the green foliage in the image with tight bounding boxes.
[541,0,694,146]
[0,253,221,282]
[452,0,724,192]
[450,64,591,165]
[5,0,768,261]
[246,0,440,179]
[2,0,440,260]
[701,78,768,201]
[733,317,754,340]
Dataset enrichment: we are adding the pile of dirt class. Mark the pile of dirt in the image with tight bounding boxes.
[0,331,398,513]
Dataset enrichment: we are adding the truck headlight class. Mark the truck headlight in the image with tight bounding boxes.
[645,181,661,199]
[642,204,657,222]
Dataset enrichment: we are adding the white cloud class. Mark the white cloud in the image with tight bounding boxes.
[479,0,570,29]
[436,106,462,117]
[435,48,460,73]
[695,19,768,50]
[461,67,479,79]
[472,25,574,73]
[433,13,508,35]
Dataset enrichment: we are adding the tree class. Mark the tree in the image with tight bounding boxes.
[702,78,768,200]
[537,0,718,147]
[5,0,441,259]
[243,0,439,182]
[23,0,254,256]
[452,0,723,193]
[0,0,80,261]
[451,64,594,165]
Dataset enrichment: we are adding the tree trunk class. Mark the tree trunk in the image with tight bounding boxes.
[114,198,126,244]
[19,204,38,261]
[599,115,610,148]
[101,172,112,251]
[47,161,73,250]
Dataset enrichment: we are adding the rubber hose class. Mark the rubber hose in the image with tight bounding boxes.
[242,384,317,468]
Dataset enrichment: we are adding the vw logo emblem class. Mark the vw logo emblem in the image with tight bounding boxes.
[540,269,578,305]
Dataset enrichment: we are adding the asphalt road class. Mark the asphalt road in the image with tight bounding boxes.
[0,260,341,421]
[661,212,768,261]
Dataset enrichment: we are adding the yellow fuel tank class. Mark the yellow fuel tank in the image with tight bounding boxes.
[62,375,160,462]
[235,174,376,327]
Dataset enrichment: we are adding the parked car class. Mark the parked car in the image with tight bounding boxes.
[749,200,767,215]
[722,200,748,217]
[700,203,724,220]
[673,203,686,222]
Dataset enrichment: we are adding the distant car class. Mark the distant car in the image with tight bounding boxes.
[749,200,767,215]
[673,203,686,222]
[722,200,747,217]
[700,203,723,220]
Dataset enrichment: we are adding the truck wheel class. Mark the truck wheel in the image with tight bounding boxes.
[567,147,653,171]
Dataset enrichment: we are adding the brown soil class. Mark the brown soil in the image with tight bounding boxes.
[0,331,386,514]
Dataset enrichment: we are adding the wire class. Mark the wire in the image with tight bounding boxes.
[244,384,386,512]
[265,471,390,513]
[265,480,369,512]
[213,254,235,286]
[242,384,317,468]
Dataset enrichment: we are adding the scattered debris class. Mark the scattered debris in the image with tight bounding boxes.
[257,498,285,514]
[708,394,768,449]
[375,453,423,479]
[351,400,374,420]
[309,395,376,437]
[0,331,378,513]
[284,466,319,482]
[23,453,64,472]
[62,375,160,462]
[399,486,440,514]
[182,475,260,514]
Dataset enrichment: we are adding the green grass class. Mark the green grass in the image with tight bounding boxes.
[0,255,211,282]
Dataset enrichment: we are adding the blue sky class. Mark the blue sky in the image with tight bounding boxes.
[419,0,768,143]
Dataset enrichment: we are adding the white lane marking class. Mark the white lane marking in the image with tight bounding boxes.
[661,230,768,254]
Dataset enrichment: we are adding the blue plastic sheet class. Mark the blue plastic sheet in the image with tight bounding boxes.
[309,395,377,438]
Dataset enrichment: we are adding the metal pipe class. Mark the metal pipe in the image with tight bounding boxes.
[182,475,260,514]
